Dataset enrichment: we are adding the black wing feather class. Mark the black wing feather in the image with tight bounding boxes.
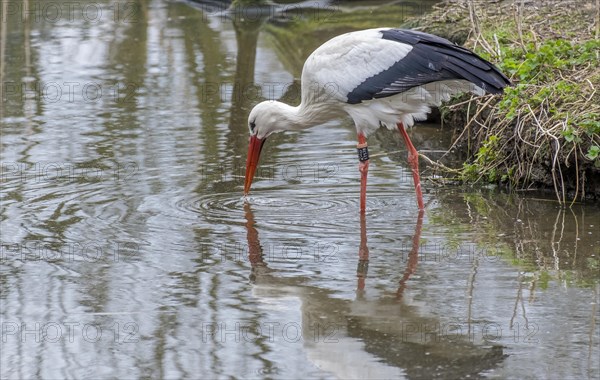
[346,29,511,104]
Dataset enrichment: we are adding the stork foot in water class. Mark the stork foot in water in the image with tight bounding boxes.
[356,123,424,213]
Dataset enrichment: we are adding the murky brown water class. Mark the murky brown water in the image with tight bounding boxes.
[1,1,599,379]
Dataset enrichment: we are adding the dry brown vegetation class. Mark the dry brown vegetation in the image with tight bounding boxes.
[407,0,600,204]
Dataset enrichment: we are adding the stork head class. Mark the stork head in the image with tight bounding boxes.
[244,101,293,195]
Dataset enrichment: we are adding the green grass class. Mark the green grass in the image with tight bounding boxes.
[417,0,600,202]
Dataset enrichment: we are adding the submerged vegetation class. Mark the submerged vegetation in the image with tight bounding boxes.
[430,189,600,288]
[409,0,600,203]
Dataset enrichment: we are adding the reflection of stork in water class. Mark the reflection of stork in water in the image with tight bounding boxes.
[245,203,423,296]
[243,28,510,212]
[355,210,424,300]
[243,204,505,378]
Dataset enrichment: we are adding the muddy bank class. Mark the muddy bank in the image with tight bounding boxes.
[404,0,600,202]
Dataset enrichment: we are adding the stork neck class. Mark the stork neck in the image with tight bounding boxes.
[275,101,336,130]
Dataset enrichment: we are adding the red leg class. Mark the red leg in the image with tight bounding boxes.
[397,123,424,210]
[357,134,369,213]
[357,212,369,293]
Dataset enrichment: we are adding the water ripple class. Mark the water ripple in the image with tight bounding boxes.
[173,188,415,229]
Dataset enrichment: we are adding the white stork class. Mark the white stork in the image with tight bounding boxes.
[243,28,510,212]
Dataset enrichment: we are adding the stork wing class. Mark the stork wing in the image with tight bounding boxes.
[302,28,510,105]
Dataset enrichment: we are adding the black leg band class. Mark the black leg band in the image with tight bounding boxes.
[357,259,369,274]
[357,144,369,162]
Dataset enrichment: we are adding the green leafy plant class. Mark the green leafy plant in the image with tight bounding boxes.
[586,146,600,159]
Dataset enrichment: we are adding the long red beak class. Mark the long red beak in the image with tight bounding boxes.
[244,135,266,195]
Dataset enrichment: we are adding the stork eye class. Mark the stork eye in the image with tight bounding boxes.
[249,121,256,134]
